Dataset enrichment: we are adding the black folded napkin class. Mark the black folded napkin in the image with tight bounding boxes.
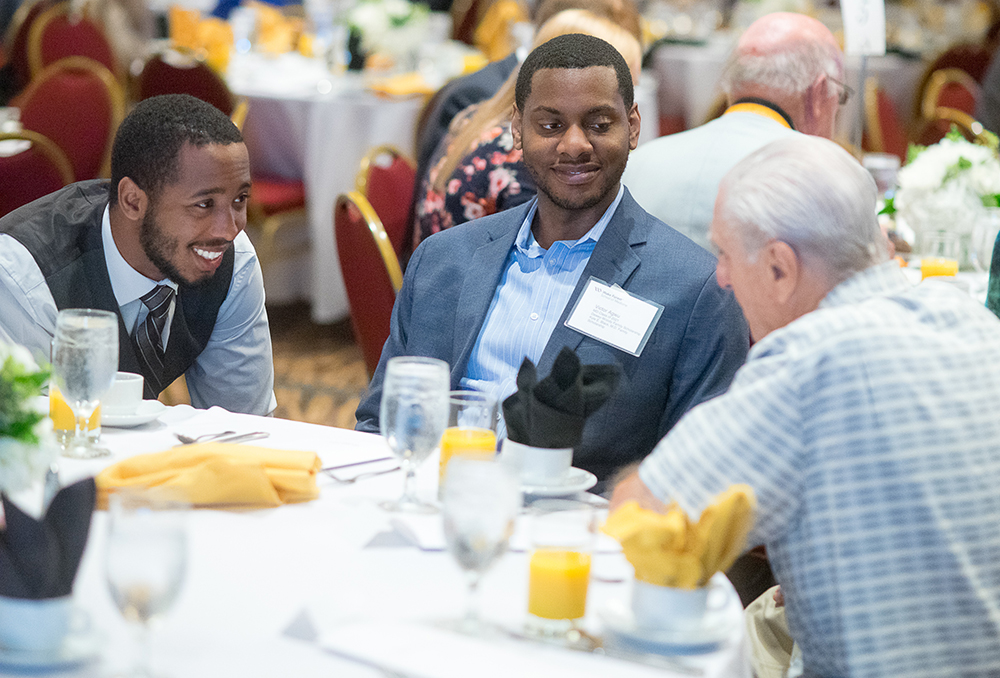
[0,478,96,599]
[502,347,621,449]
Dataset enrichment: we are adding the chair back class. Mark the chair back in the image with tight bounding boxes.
[27,1,118,79]
[912,108,997,150]
[863,78,908,162]
[3,0,49,97]
[912,43,992,119]
[16,55,124,180]
[335,191,403,377]
[355,145,416,258]
[136,50,237,117]
[0,129,74,217]
[921,68,982,118]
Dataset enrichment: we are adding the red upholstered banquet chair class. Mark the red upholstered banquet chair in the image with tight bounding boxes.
[355,145,416,258]
[2,0,50,99]
[920,68,982,119]
[912,108,996,149]
[863,78,908,162]
[335,191,403,377]
[15,55,124,181]
[135,49,245,122]
[26,1,119,80]
[0,129,74,217]
[911,43,992,120]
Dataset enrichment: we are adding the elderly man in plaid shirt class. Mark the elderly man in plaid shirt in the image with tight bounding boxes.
[613,135,1000,677]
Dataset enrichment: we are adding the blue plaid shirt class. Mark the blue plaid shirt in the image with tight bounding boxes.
[640,262,1000,677]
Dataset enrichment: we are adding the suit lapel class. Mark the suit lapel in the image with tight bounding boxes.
[451,205,527,381]
[537,192,648,373]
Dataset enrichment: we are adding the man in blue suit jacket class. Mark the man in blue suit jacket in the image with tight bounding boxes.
[357,33,749,483]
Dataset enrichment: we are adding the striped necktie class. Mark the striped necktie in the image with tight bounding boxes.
[135,285,174,389]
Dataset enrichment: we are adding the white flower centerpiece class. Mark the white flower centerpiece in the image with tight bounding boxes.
[347,0,430,70]
[891,127,1000,269]
[0,342,55,500]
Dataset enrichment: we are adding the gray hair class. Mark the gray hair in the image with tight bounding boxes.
[716,136,886,284]
[720,37,842,98]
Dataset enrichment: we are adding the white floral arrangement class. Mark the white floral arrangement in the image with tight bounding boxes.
[348,0,429,62]
[0,342,56,495]
[891,128,1000,244]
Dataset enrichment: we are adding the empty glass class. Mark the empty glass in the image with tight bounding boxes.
[379,356,449,513]
[442,458,520,633]
[106,489,187,677]
[51,309,118,458]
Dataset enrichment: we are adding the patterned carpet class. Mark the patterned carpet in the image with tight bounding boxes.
[161,302,369,428]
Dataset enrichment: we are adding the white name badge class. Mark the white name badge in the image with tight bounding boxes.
[564,277,663,356]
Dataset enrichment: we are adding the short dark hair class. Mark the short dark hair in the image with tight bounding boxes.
[515,33,634,111]
[110,94,243,205]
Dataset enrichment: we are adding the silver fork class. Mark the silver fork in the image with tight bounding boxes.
[175,431,269,445]
[324,466,400,484]
[174,430,235,445]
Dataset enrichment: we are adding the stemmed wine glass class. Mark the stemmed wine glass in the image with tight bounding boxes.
[379,356,450,513]
[51,308,118,458]
[106,489,187,678]
[442,458,521,634]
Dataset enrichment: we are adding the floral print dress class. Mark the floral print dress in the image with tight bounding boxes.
[412,109,536,251]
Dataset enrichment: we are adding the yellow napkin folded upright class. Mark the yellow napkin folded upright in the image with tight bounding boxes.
[96,443,321,509]
[602,485,756,589]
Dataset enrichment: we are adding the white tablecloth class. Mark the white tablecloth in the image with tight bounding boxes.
[651,32,925,130]
[231,54,425,322]
[0,406,751,677]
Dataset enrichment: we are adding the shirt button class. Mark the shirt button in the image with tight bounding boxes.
[530,312,539,321]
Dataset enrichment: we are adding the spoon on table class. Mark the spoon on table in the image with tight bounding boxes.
[174,431,270,445]
[174,430,236,445]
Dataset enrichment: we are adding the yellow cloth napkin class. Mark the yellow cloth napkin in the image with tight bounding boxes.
[95,443,321,509]
[197,17,234,73]
[602,485,755,589]
[250,2,301,55]
[168,6,201,52]
[369,72,435,97]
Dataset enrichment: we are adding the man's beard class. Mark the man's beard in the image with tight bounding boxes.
[526,161,624,213]
[138,208,213,289]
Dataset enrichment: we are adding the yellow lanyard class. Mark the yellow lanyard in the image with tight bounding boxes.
[723,103,792,129]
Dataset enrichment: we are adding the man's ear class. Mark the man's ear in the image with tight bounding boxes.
[116,178,148,222]
[511,104,523,151]
[628,102,640,150]
[765,240,800,305]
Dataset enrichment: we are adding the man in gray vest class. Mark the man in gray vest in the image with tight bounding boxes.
[0,94,275,415]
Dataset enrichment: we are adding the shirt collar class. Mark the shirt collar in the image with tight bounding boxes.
[102,205,177,307]
[818,261,912,310]
[514,184,625,257]
[724,98,795,130]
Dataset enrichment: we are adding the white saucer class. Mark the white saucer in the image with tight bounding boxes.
[102,399,167,428]
[0,629,100,670]
[599,592,742,656]
[521,467,598,496]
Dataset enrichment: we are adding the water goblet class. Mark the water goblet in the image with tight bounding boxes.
[442,458,521,634]
[106,489,187,678]
[379,356,449,513]
[51,308,118,459]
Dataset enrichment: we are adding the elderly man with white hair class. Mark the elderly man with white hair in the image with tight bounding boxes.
[622,11,846,250]
[612,135,1000,677]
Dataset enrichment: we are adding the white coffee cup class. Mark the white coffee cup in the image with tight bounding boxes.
[500,439,573,485]
[0,595,74,652]
[102,372,144,416]
[630,578,731,631]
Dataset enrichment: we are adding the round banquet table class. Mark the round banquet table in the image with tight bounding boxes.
[229,53,659,324]
[0,405,750,678]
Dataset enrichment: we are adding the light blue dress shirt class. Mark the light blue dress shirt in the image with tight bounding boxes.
[461,185,624,432]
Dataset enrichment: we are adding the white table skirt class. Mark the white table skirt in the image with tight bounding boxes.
[1,406,750,677]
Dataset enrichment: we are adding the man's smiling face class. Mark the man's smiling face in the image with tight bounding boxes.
[512,65,639,217]
[138,142,251,286]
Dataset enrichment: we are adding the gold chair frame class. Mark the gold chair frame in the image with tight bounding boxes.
[354,144,416,197]
[921,68,982,120]
[0,128,75,184]
[26,0,123,81]
[17,55,126,178]
[338,191,404,292]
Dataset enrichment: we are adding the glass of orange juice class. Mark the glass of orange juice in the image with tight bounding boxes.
[49,383,100,448]
[439,391,497,491]
[526,499,595,637]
